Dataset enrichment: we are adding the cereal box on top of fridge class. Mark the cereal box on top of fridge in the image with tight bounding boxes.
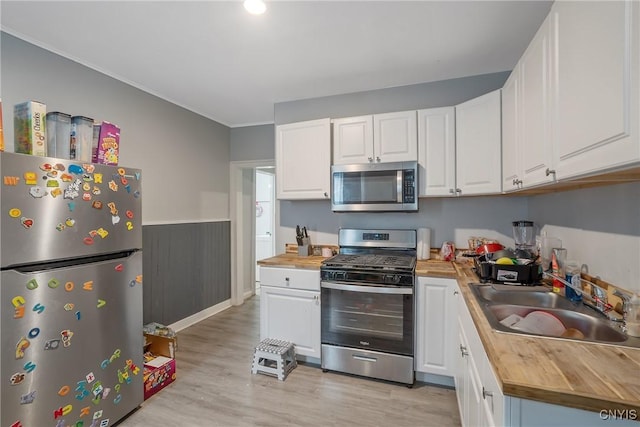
[96,121,120,165]
[14,100,47,156]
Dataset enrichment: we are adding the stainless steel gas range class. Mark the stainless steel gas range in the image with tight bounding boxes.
[320,229,416,385]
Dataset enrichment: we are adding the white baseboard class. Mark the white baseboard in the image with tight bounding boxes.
[243,289,256,300]
[168,299,233,333]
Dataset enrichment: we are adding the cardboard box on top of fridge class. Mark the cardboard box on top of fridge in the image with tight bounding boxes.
[95,121,120,165]
[143,354,176,400]
[14,100,47,156]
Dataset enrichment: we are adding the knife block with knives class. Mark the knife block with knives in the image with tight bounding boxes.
[296,225,312,256]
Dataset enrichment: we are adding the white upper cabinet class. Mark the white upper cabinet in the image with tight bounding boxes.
[276,118,331,200]
[455,90,503,196]
[501,70,520,191]
[418,107,456,196]
[519,14,555,188]
[333,111,417,164]
[373,111,418,163]
[552,0,639,179]
[331,115,374,164]
[502,13,556,192]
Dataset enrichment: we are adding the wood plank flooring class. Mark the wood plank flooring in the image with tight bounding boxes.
[121,296,461,427]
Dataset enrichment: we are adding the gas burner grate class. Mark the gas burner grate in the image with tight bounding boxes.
[324,254,415,270]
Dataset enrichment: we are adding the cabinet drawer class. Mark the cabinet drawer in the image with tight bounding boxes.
[259,267,320,291]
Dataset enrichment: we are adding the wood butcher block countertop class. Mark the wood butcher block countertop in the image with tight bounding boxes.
[258,253,640,413]
[257,253,327,269]
[456,264,640,414]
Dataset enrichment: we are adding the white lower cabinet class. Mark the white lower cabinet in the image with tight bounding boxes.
[415,277,457,379]
[259,267,321,359]
[456,285,638,427]
[456,287,502,427]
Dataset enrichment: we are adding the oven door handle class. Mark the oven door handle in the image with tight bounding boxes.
[321,281,413,295]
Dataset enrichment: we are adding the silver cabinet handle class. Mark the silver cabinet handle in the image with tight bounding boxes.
[376,156,381,162]
[368,157,373,162]
[323,192,328,198]
[545,168,556,177]
[285,277,290,286]
[449,188,455,194]
[454,290,459,295]
[460,344,468,357]
[482,387,493,399]
[455,188,462,195]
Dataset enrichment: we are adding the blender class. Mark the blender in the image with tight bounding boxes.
[512,220,535,254]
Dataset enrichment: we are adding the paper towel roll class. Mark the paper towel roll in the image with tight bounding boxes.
[417,228,431,260]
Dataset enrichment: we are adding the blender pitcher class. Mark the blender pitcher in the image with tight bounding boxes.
[512,220,535,250]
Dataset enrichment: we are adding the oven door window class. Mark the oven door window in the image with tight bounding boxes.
[321,285,413,356]
[333,170,401,205]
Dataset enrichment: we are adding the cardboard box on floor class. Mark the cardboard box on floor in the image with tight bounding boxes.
[144,333,177,359]
[143,333,178,400]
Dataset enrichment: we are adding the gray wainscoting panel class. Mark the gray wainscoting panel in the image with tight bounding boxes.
[142,221,231,325]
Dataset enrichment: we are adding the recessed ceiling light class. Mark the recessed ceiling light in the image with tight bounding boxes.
[244,0,266,15]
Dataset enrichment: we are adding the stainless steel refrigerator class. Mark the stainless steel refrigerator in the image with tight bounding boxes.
[0,152,143,427]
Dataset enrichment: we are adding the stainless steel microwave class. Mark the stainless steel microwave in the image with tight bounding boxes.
[331,161,418,212]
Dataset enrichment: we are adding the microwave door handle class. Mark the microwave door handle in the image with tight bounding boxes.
[397,170,403,202]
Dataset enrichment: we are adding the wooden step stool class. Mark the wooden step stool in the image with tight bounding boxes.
[251,338,297,381]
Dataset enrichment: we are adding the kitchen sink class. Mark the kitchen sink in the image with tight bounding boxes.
[474,284,577,309]
[469,284,640,348]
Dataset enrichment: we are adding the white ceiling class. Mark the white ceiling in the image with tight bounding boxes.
[1,1,552,128]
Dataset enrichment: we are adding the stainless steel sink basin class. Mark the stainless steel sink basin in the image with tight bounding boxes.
[469,284,640,348]
[475,285,577,309]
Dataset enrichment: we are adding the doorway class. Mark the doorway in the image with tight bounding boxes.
[229,159,276,306]
[254,168,275,291]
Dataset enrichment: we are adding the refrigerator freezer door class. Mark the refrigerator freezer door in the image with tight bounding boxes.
[0,152,142,268]
[0,251,143,426]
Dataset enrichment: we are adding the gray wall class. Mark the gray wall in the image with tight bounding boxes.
[1,32,234,325]
[143,222,231,325]
[230,124,275,161]
[274,72,510,125]
[1,32,231,224]
[529,182,640,292]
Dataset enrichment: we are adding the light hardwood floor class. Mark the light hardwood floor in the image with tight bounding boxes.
[121,296,461,426]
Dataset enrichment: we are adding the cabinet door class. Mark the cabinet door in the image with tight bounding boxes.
[260,286,321,358]
[480,350,505,427]
[455,90,503,195]
[332,115,374,165]
[415,277,456,376]
[455,318,469,427]
[418,107,456,196]
[501,70,520,192]
[374,111,418,163]
[276,118,331,200]
[520,14,555,188]
[553,1,638,179]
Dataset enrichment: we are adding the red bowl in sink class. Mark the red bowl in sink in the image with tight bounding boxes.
[475,243,505,255]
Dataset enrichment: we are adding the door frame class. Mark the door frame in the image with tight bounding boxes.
[229,159,275,306]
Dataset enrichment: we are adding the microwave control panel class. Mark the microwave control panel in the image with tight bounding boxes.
[403,169,416,203]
